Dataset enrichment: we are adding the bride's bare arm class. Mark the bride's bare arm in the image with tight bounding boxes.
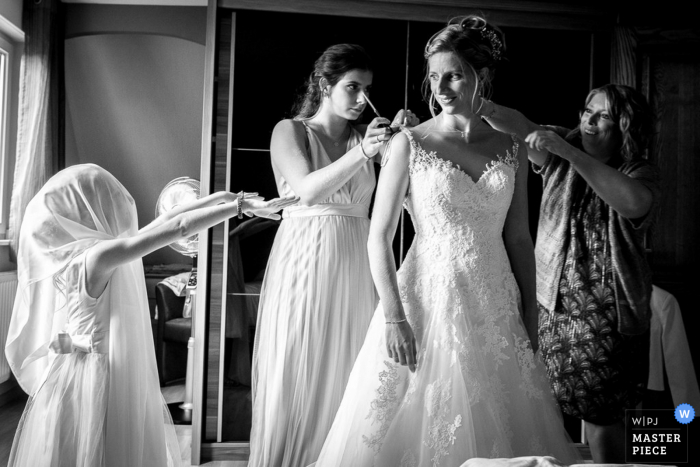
[502,139,539,352]
[367,132,417,372]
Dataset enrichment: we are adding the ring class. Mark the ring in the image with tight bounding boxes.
[375,135,381,144]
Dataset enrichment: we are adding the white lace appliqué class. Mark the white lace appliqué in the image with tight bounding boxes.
[514,335,544,400]
[363,361,401,453]
[424,378,462,466]
[400,449,418,467]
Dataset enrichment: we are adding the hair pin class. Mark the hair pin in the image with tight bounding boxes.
[480,27,503,61]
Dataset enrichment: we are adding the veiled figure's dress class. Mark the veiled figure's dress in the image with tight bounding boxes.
[9,252,111,466]
[249,122,378,466]
[6,164,181,467]
[314,129,580,466]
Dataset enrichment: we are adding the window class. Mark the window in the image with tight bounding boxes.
[0,19,22,238]
[0,46,8,232]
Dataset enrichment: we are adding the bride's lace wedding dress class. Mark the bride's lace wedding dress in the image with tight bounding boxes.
[314,128,580,467]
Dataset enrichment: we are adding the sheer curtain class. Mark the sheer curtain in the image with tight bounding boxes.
[7,0,63,259]
[610,25,638,88]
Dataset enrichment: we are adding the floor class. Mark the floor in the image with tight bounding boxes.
[0,382,245,467]
[1,383,593,466]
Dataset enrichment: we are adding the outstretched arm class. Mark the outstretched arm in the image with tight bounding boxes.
[479,99,549,166]
[139,191,254,234]
[367,132,417,372]
[524,130,654,219]
[502,139,539,352]
[271,118,390,206]
[86,194,297,297]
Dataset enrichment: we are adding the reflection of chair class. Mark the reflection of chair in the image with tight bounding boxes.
[155,283,189,386]
[153,218,279,388]
[224,217,279,386]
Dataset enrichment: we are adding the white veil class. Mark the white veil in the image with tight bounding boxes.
[5,164,181,466]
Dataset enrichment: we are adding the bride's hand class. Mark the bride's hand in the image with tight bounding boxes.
[243,195,299,220]
[385,320,417,372]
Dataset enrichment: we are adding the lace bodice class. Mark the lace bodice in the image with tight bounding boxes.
[401,128,519,272]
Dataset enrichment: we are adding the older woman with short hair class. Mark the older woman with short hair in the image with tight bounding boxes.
[480,84,660,463]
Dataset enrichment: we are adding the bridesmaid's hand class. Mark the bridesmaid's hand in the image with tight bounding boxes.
[243,195,299,220]
[362,117,393,157]
[385,320,417,372]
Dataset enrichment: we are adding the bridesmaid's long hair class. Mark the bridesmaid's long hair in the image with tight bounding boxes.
[293,44,373,120]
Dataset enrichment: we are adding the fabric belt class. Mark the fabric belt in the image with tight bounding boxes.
[49,331,109,354]
[283,203,367,219]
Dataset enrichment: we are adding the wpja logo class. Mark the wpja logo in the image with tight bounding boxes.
[625,405,693,463]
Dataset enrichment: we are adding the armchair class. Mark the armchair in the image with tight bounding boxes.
[154,282,190,386]
[153,217,279,388]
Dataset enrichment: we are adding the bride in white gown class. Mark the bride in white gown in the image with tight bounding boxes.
[314,16,581,466]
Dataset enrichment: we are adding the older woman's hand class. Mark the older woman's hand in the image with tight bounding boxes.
[524,130,573,160]
[391,109,419,128]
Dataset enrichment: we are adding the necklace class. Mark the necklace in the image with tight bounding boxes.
[420,126,470,141]
[421,116,479,141]
[314,123,349,147]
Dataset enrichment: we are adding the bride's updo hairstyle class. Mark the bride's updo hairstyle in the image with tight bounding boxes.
[293,43,373,120]
[423,15,506,115]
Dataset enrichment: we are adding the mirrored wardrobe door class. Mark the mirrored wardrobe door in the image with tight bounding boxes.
[220,7,411,449]
[195,1,603,463]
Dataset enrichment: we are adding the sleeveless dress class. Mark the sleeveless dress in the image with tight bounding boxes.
[313,129,580,466]
[8,252,180,467]
[9,252,110,466]
[249,122,378,466]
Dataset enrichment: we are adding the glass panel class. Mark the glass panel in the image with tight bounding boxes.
[205,7,595,451]
[221,9,410,444]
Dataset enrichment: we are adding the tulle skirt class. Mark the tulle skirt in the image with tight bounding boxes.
[314,244,582,467]
[249,214,378,467]
[9,352,109,467]
[8,352,181,467]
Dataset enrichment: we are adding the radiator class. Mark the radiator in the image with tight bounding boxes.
[0,270,18,384]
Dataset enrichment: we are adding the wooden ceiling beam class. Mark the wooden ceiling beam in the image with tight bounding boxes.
[217,0,615,31]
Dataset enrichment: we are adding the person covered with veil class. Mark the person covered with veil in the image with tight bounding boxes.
[313,15,580,466]
[5,163,297,467]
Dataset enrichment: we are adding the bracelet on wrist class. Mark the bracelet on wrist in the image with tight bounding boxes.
[237,191,244,219]
[359,142,373,161]
[386,318,407,325]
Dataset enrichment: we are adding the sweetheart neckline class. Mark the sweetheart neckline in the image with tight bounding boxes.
[415,145,514,186]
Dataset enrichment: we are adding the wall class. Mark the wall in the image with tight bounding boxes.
[65,4,207,266]
[0,0,22,31]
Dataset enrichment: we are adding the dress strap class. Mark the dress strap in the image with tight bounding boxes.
[299,120,312,156]
[496,133,520,172]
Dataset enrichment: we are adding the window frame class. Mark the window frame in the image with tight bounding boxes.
[0,18,23,240]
